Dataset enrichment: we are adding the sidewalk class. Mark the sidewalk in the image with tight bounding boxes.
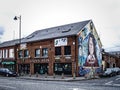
[17,74,99,82]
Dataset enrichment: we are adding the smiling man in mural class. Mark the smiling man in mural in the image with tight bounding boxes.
[84,33,99,67]
[78,22,102,77]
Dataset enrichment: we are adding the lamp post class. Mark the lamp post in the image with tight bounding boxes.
[14,15,22,75]
[14,15,21,44]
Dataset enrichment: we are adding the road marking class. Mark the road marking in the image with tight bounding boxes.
[69,88,86,90]
[113,84,120,87]
[116,78,120,81]
[0,85,16,89]
[105,81,113,85]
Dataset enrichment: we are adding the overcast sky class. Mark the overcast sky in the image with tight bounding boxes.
[0,0,120,51]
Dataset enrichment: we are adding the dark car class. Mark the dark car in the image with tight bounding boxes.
[0,68,17,77]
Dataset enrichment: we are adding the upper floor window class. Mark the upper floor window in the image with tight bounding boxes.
[3,49,8,58]
[24,50,29,58]
[35,49,40,57]
[42,48,48,57]
[55,47,61,55]
[9,49,14,58]
[18,50,23,58]
[64,46,71,55]
[0,50,2,58]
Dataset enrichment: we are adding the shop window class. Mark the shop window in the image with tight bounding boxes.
[9,48,14,58]
[3,49,8,58]
[18,50,23,58]
[35,49,40,57]
[64,46,71,55]
[55,47,61,55]
[54,63,72,75]
[24,50,29,58]
[42,48,48,57]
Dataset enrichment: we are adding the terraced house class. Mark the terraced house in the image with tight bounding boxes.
[0,20,102,76]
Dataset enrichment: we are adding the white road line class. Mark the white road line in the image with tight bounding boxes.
[0,85,16,89]
[113,84,120,87]
[116,78,120,81]
[105,81,113,85]
[69,88,86,90]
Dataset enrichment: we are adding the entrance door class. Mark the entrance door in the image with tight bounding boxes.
[54,63,72,75]
[18,64,30,74]
[34,63,48,74]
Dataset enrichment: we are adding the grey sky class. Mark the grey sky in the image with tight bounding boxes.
[0,27,4,35]
[0,0,120,51]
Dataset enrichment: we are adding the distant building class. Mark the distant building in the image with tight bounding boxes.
[0,20,102,76]
[108,51,120,68]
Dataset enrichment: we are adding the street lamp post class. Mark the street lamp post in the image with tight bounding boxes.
[14,15,22,75]
[14,15,21,44]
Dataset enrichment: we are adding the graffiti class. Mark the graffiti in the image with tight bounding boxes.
[78,24,102,76]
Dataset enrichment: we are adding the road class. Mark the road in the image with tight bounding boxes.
[0,75,119,90]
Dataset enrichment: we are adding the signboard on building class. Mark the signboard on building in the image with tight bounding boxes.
[54,38,67,47]
[20,43,27,50]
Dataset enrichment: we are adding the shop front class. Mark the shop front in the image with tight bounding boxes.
[2,61,16,71]
[54,63,72,75]
[18,64,30,74]
[34,63,48,74]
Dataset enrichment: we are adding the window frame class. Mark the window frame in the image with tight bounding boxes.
[64,46,71,55]
[9,48,14,58]
[35,49,40,57]
[42,48,48,57]
[55,47,61,56]
[24,49,29,58]
[18,50,23,58]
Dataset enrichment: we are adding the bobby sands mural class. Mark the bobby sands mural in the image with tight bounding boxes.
[78,22,102,76]
[84,33,99,67]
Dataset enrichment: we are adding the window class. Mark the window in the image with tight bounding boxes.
[0,50,2,58]
[42,48,48,57]
[35,49,40,57]
[9,49,14,58]
[64,46,71,55]
[18,50,23,58]
[24,50,29,58]
[3,49,8,58]
[55,47,61,55]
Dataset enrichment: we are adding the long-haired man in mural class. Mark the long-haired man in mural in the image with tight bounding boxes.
[84,33,99,67]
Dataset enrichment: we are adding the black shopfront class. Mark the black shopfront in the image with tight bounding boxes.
[18,64,30,74]
[54,63,72,75]
[34,63,48,74]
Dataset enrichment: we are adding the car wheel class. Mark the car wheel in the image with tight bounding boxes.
[6,74,9,77]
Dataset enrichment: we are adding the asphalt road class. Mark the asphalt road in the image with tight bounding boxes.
[0,75,120,90]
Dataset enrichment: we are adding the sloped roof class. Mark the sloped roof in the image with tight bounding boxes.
[22,20,91,43]
[0,39,19,48]
[0,20,91,47]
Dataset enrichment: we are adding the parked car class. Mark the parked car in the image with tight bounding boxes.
[99,68,116,77]
[113,67,120,75]
[0,68,18,77]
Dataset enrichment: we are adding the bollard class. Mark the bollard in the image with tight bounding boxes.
[73,73,76,79]
[36,72,38,77]
[53,73,56,78]
[61,73,64,79]
[29,72,31,77]
[45,72,47,78]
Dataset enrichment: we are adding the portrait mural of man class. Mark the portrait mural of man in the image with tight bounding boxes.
[78,23,102,76]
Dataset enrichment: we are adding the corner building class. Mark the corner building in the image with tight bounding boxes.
[0,20,102,76]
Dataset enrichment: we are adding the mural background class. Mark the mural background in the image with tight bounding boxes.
[78,22,102,76]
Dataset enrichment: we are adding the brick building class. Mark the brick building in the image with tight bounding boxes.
[102,51,120,71]
[0,20,102,76]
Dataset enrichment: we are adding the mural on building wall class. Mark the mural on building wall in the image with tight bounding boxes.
[78,22,102,76]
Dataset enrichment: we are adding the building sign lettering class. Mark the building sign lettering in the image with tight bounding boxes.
[54,38,67,47]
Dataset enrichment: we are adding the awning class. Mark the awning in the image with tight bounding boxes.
[2,61,15,65]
